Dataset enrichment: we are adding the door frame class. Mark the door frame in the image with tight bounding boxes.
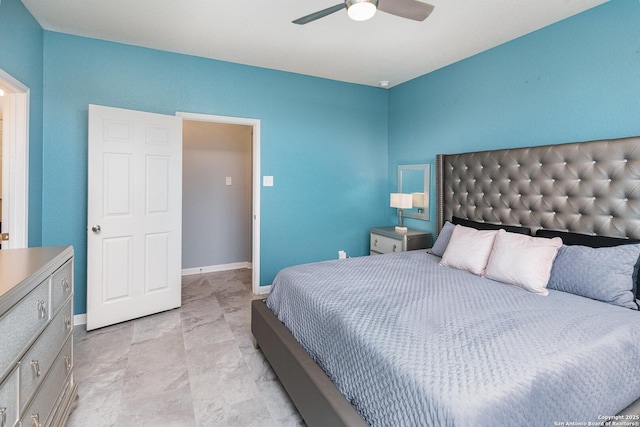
[176,112,264,295]
[0,68,29,249]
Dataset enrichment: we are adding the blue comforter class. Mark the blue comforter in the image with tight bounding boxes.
[266,251,640,426]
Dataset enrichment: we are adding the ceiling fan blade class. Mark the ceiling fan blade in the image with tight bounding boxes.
[378,0,434,21]
[292,3,346,25]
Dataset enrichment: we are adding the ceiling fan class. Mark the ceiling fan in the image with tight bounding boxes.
[293,0,434,25]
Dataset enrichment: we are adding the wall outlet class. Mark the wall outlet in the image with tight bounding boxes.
[338,250,347,259]
[263,176,274,187]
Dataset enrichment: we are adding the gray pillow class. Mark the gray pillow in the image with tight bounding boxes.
[431,221,455,257]
[547,244,640,310]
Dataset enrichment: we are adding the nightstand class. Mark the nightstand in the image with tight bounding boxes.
[370,227,432,255]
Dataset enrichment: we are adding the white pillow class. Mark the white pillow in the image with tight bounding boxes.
[484,230,562,295]
[440,225,498,275]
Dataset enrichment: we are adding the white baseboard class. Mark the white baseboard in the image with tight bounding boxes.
[74,314,87,326]
[182,261,252,276]
[256,284,272,295]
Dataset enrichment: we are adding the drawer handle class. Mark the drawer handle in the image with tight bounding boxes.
[31,414,42,427]
[392,244,397,252]
[36,300,47,319]
[1,407,6,427]
[374,239,378,247]
[61,277,70,292]
[64,316,72,330]
[64,355,72,371]
[31,360,41,378]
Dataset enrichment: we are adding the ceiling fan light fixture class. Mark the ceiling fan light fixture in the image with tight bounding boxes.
[346,0,378,21]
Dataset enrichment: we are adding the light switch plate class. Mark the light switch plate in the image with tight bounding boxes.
[225,177,232,186]
[263,176,274,187]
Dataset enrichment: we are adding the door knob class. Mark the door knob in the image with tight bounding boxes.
[91,225,101,233]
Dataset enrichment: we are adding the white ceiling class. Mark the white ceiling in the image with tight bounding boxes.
[21,0,607,88]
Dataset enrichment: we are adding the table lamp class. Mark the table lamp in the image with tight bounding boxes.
[390,193,412,233]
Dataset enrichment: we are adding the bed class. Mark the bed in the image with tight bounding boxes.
[251,135,640,426]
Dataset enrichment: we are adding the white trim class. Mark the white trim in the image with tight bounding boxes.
[182,261,251,276]
[176,112,262,295]
[74,313,87,326]
[256,284,271,295]
[0,69,29,249]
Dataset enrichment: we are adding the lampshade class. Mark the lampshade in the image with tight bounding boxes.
[347,0,377,21]
[390,193,412,209]
[411,192,425,208]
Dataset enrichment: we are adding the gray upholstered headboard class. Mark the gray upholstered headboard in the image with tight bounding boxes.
[436,136,640,239]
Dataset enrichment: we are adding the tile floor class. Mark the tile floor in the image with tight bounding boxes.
[67,269,305,426]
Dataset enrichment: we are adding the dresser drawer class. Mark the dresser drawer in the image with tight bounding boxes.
[370,234,402,254]
[46,376,76,427]
[51,261,72,317]
[0,368,18,427]
[0,280,50,377]
[20,335,72,427]
[20,299,73,411]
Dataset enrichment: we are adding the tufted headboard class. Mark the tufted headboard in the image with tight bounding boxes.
[436,136,640,239]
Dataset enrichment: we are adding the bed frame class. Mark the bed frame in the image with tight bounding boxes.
[252,135,640,425]
[251,298,368,426]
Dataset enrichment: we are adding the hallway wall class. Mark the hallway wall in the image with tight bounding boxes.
[182,120,252,270]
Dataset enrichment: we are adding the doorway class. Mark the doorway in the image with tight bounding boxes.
[177,112,262,295]
[0,68,29,249]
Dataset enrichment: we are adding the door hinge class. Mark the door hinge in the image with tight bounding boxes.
[1,233,9,241]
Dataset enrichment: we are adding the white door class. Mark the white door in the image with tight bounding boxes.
[87,104,182,330]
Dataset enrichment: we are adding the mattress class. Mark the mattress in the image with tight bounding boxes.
[266,251,640,426]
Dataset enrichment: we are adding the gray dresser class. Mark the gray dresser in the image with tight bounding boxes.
[0,246,76,427]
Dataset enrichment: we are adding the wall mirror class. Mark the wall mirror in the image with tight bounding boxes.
[398,164,430,221]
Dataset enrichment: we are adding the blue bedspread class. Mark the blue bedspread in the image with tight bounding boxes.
[266,251,640,426]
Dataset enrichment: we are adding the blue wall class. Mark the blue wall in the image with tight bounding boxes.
[41,32,389,314]
[3,0,640,316]
[388,0,640,233]
[0,0,43,246]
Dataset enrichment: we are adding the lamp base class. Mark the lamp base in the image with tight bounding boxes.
[395,226,408,233]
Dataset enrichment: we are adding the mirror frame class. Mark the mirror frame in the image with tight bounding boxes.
[398,164,430,221]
